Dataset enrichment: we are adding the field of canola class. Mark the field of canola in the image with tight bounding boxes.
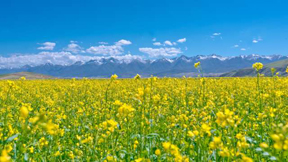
[0,74,288,161]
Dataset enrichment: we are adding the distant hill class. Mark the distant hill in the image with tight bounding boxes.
[0,72,55,80]
[0,54,287,78]
[220,59,288,77]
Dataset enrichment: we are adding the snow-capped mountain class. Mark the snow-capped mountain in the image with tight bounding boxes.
[0,54,287,77]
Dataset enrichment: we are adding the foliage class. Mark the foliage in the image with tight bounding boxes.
[0,75,288,161]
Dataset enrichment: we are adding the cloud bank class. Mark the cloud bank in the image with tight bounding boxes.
[86,39,132,55]
[0,52,142,69]
[177,38,186,43]
[0,38,187,69]
[139,47,182,57]
[37,42,56,50]
[65,41,84,53]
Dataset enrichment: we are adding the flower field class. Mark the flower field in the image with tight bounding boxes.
[1,75,288,161]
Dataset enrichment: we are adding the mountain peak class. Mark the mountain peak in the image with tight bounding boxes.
[0,54,287,78]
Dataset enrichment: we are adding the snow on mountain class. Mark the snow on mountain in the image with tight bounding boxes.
[0,54,287,78]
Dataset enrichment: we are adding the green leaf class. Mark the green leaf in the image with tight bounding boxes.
[24,153,29,161]
[6,134,19,143]
[147,133,159,136]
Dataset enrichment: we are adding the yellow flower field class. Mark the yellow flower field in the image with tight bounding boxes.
[1,75,288,161]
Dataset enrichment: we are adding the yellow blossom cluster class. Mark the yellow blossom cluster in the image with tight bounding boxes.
[252,62,263,71]
[0,74,287,161]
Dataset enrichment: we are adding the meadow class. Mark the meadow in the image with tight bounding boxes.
[0,70,288,161]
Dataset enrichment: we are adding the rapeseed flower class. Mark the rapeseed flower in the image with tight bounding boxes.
[194,62,200,68]
[0,76,288,161]
[252,62,263,71]
[0,150,10,162]
[20,106,29,118]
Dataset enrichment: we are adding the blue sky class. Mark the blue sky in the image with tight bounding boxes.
[0,0,288,66]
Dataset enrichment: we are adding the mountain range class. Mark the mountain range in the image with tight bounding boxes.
[221,59,288,77]
[0,54,287,78]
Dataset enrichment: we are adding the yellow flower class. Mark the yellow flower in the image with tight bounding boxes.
[20,106,29,118]
[134,140,139,149]
[43,120,59,135]
[213,136,222,144]
[81,136,93,144]
[114,100,122,106]
[194,62,200,68]
[162,142,171,150]
[271,134,287,150]
[28,147,34,153]
[0,150,11,162]
[286,66,288,73]
[237,137,249,149]
[134,74,141,80]
[54,151,60,157]
[236,133,244,139]
[4,145,12,153]
[107,155,115,161]
[219,147,230,157]
[111,74,118,79]
[252,62,263,71]
[260,142,268,148]
[209,136,223,149]
[271,134,280,142]
[68,151,74,159]
[187,131,195,137]
[134,158,151,162]
[20,76,26,80]
[193,130,199,136]
[201,123,211,136]
[242,155,253,162]
[118,104,135,117]
[39,137,48,148]
[271,68,276,75]
[3,71,288,161]
[155,149,161,156]
[216,109,235,127]
[135,158,142,162]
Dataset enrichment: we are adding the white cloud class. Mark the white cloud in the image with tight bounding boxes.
[177,38,186,43]
[211,33,222,39]
[110,54,143,63]
[139,47,182,57]
[86,45,124,55]
[233,45,239,48]
[253,37,263,43]
[87,39,132,55]
[0,52,143,69]
[152,38,156,41]
[65,41,84,53]
[99,42,108,45]
[213,33,221,36]
[153,42,162,46]
[115,39,132,46]
[37,42,56,50]
[164,40,173,46]
[240,48,246,51]
[0,52,79,68]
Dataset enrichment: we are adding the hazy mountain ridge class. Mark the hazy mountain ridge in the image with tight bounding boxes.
[0,72,54,80]
[0,54,287,78]
[221,59,288,77]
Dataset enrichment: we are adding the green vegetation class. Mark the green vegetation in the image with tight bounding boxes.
[221,59,288,77]
[0,72,54,80]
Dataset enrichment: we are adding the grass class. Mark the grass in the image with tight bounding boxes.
[0,72,54,80]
